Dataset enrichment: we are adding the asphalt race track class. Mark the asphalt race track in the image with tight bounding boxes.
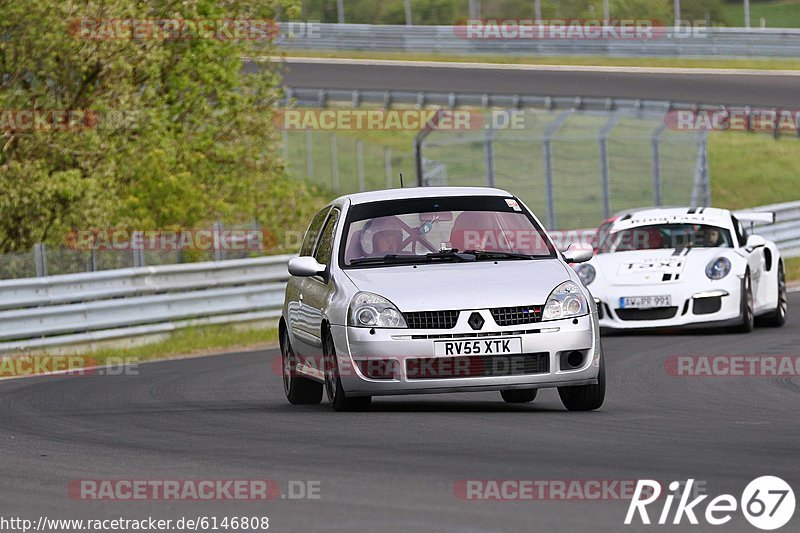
[1,293,798,532]
[263,58,800,108]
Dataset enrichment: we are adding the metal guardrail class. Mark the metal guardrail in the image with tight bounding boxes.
[0,256,293,353]
[278,23,800,59]
[736,201,800,258]
[1,201,798,353]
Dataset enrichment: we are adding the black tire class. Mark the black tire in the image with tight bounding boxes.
[280,326,323,405]
[733,272,755,333]
[558,349,605,412]
[323,331,371,412]
[500,389,538,404]
[759,261,787,327]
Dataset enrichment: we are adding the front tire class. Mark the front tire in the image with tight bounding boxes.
[759,261,787,327]
[323,331,371,412]
[500,389,538,404]
[558,349,605,412]
[733,273,755,333]
[280,326,323,405]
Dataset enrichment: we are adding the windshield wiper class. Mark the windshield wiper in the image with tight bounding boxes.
[461,250,539,260]
[349,251,476,266]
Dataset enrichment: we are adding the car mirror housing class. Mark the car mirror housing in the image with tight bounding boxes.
[563,243,593,264]
[288,256,326,277]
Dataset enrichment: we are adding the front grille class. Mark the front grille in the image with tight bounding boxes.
[406,353,549,380]
[490,305,543,326]
[403,310,460,329]
[615,307,679,321]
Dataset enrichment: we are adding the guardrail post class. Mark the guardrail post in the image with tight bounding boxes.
[356,140,365,192]
[132,232,145,268]
[34,243,47,277]
[214,221,225,261]
[330,133,340,193]
[651,122,667,206]
[385,147,393,188]
[305,128,314,180]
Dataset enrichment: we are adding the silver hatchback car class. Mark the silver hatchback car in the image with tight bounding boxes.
[279,187,605,411]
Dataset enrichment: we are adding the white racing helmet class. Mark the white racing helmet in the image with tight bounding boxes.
[361,217,404,255]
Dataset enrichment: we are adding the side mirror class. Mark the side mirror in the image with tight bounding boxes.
[563,243,593,264]
[288,256,326,277]
[745,235,767,250]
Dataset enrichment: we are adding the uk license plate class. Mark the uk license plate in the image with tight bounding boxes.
[619,295,672,309]
[434,337,522,357]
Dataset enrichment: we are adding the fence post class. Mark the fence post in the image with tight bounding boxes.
[651,122,667,206]
[357,140,365,192]
[598,114,621,219]
[541,111,572,229]
[213,221,225,261]
[330,133,340,193]
[385,147,394,188]
[484,128,496,188]
[305,128,314,180]
[34,243,47,277]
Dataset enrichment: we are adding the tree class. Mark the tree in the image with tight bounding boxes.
[0,0,319,254]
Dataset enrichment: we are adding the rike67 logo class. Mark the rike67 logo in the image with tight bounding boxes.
[625,477,795,530]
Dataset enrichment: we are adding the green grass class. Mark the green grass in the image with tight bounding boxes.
[722,0,800,28]
[0,323,279,376]
[283,49,800,71]
[786,257,800,282]
[708,131,800,210]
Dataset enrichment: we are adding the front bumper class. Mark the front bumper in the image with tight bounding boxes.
[593,279,741,330]
[331,312,601,397]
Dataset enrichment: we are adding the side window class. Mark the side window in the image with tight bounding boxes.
[300,208,330,256]
[313,209,341,266]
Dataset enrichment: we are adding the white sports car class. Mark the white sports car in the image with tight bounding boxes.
[574,207,787,332]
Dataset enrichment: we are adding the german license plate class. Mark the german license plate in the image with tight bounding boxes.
[434,337,522,357]
[619,295,672,309]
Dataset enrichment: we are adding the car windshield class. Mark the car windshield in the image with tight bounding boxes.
[341,195,556,267]
[597,223,733,253]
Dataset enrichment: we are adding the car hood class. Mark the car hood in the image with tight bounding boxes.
[343,260,571,311]
[592,247,728,286]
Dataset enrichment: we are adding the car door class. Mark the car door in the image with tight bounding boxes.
[732,215,765,302]
[299,207,341,367]
[287,207,330,357]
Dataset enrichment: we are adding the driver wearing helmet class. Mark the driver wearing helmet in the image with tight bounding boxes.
[704,227,724,247]
[361,217,404,256]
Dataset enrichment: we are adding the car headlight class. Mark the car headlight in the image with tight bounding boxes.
[542,281,588,321]
[576,264,596,286]
[348,292,408,328]
[705,257,731,280]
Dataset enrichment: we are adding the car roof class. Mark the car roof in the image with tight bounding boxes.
[339,187,514,206]
[611,207,733,231]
